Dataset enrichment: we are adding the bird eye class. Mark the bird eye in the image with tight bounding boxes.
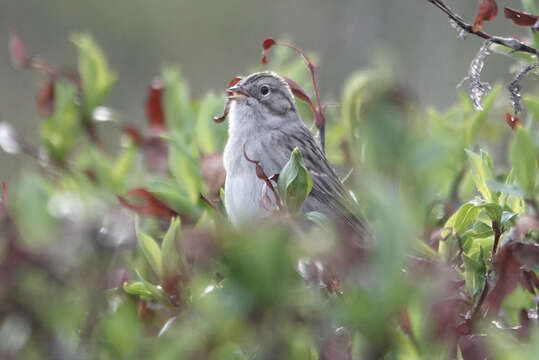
[260,85,270,96]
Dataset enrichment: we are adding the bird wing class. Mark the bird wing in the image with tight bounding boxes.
[257,124,370,240]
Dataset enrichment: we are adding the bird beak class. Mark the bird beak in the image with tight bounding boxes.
[227,84,249,101]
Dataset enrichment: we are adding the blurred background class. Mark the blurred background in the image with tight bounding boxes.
[0,0,530,185]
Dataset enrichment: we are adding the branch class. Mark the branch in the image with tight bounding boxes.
[426,0,539,56]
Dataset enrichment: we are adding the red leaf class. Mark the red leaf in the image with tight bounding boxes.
[262,38,276,50]
[37,79,55,116]
[201,153,226,198]
[145,80,165,129]
[505,113,523,130]
[9,29,27,68]
[118,188,178,219]
[473,0,499,32]
[122,125,145,145]
[1,181,7,217]
[487,243,523,312]
[283,76,324,127]
[213,76,243,123]
[504,7,539,27]
[458,334,489,360]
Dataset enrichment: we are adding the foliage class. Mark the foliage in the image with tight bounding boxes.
[2,23,539,360]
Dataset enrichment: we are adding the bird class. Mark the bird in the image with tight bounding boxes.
[222,71,369,240]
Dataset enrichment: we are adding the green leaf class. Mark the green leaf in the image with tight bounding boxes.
[466,149,494,202]
[123,270,169,303]
[481,203,503,223]
[501,211,517,227]
[524,96,539,123]
[40,81,81,163]
[162,67,193,133]
[277,148,313,213]
[122,281,154,300]
[444,202,482,236]
[509,127,537,196]
[473,221,493,238]
[161,217,181,276]
[136,220,162,278]
[71,34,116,114]
[167,133,203,204]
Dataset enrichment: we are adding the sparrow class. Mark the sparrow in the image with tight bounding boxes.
[222,71,369,239]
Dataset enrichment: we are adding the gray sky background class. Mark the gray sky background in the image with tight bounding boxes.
[0,0,533,185]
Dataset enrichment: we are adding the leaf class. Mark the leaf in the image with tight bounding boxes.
[466,149,494,202]
[505,113,523,130]
[162,68,192,132]
[487,243,523,312]
[504,7,539,27]
[283,76,324,127]
[145,79,165,129]
[40,80,81,163]
[444,203,482,236]
[168,134,203,203]
[71,34,117,114]
[161,217,181,276]
[509,127,537,196]
[122,281,154,301]
[136,221,163,278]
[118,188,179,219]
[37,79,55,116]
[472,0,499,32]
[277,147,313,213]
[9,29,27,68]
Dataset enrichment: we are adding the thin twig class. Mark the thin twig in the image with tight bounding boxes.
[426,0,539,56]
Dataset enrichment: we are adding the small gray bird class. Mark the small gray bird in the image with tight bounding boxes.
[223,71,368,239]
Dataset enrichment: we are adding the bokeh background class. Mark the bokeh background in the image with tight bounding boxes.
[0,0,530,185]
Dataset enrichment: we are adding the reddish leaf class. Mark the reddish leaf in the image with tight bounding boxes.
[9,29,27,68]
[122,125,145,145]
[37,79,55,116]
[213,76,243,123]
[505,113,523,130]
[1,182,7,217]
[504,7,539,27]
[200,153,226,198]
[473,0,499,32]
[262,38,276,50]
[283,76,324,127]
[145,80,165,129]
[118,188,178,219]
[487,243,522,312]
[398,308,412,335]
[242,144,282,209]
[458,334,489,360]
[512,242,539,269]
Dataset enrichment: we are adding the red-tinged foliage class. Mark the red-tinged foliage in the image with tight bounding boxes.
[260,38,327,150]
[9,29,28,68]
[122,125,145,145]
[213,76,243,123]
[180,229,217,268]
[118,188,178,219]
[472,0,499,32]
[162,273,184,307]
[145,80,165,129]
[458,334,489,360]
[505,113,523,130]
[262,38,276,50]
[200,153,226,198]
[320,329,352,360]
[504,7,539,27]
[487,242,528,312]
[283,76,324,127]
[242,144,282,209]
[1,182,7,217]
[398,308,412,335]
[37,79,55,116]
